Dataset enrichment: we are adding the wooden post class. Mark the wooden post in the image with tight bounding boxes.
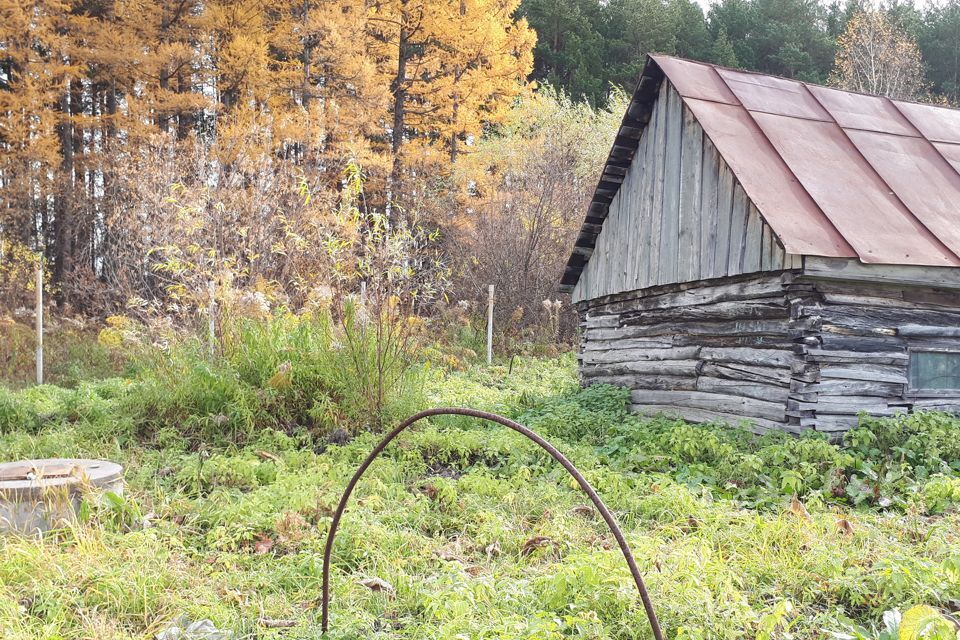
[35,263,43,385]
[486,284,494,364]
[207,280,216,357]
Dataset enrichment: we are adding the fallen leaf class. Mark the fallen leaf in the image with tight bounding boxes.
[257,618,297,629]
[789,496,813,522]
[434,549,463,562]
[253,534,274,555]
[571,505,594,518]
[835,518,855,536]
[255,450,280,463]
[358,577,395,595]
[521,536,554,557]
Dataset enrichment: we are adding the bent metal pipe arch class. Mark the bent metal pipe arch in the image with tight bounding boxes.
[320,407,664,640]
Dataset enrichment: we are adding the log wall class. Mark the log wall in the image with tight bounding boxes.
[577,269,960,436]
[578,273,804,434]
[789,273,960,434]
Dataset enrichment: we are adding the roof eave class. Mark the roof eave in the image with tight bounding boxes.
[559,55,666,292]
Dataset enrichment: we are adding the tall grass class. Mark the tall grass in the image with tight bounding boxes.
[125,307,422,445]
[0,320,124,388]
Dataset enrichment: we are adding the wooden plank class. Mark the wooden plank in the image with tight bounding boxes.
[803,256,960,290]
[622,150,637,290]
[623,164,635,291]
[637,97,657,290]
[899,324,960,337]
[648,82,668,289]
[674,334,799,348]
[696,376,790,402]
[678,105,703,283]
[630,389,786,421]
[798,378,905,396]
[620,167,633,291]
[608,319,803,339]
[591,274,788,314]
[581,359,701,377]
[819,364,908,384]
[581,346,700,365]
[586,375,697,391]
[789,396,904,415]
[608,192,618,294]
[700,137,721,281]
[584,315,620,329]
[742,204,763,273]
[714,160,735,278]
[612,185,625,293]
[818,334,906,352]
[801,414,860,432]
[620,299,788,324]
[658,85,682,285]
[770,232,786,270]
[760,223,773,271]
[700,346,796,367]
[629,404,794,433]
[633,142,646,290]
[911,398,960,410]
[582,337,675,351]
[700,362,792,385]
[815,308,960,336]
[816,287,960,311]
[804,349,908,365]
[727,184,749,274]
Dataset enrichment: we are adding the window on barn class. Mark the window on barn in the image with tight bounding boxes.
[909,351,960,392]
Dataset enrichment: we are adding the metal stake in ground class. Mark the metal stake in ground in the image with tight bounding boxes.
[35,262,43,385]
[319,407,665,640]
[486,285,494,364]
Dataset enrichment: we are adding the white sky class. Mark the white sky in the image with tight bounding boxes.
[693,0,941,13]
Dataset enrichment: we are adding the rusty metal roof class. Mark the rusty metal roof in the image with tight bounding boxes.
[560,55,960,291]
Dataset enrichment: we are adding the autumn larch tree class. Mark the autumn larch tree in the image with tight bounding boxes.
[367,0,534,200]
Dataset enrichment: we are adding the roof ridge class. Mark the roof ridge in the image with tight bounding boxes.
[656,52,960,116]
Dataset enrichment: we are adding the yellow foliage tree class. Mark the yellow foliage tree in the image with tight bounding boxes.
[366,0,535,189]
[830,10,927,100]
[0,0,535,309]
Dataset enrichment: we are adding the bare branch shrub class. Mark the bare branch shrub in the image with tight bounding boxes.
[442,87,625,345]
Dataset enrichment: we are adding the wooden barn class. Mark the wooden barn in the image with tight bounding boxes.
[560,54,960,436]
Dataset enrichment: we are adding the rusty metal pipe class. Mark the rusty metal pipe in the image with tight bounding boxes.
[320,407,664,640]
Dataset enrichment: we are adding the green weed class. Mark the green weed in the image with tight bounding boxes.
[0,356,958,638]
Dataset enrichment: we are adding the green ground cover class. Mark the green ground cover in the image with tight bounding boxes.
[1,353,959,639]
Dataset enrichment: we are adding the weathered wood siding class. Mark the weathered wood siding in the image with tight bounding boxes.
[578,273,805,434]
[572,81,801,303]
[790,272,960,433]
[578,267,960,436]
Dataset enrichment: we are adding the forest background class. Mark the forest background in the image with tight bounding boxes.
[1,0,958,345]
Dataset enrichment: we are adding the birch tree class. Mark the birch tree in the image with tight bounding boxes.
[831,9,927,99]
